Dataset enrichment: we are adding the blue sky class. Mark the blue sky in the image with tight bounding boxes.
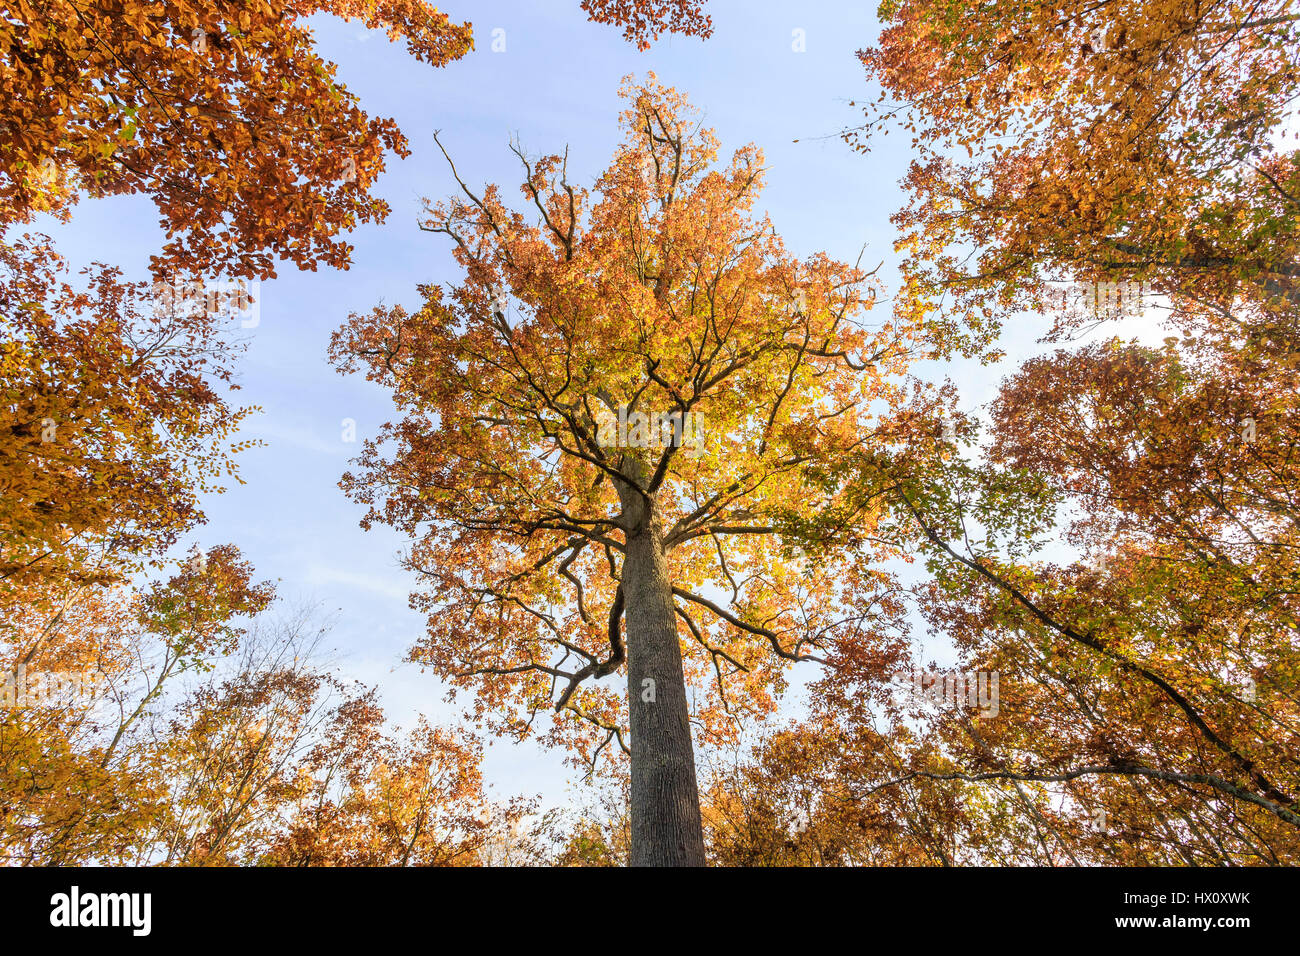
[32,1,1145,807]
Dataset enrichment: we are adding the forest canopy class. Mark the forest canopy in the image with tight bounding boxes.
[2,0,1297,869]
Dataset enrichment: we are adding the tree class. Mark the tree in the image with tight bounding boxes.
[0,584,156,865]
[827,316,1300,863]
[260,709,514,866]
[0,234,256,598]
[331,76,908,865]
[706,359,1300,863]
[782,0,1300,864]
[700,717,980,866]
[2,1,712,280]
[855,0,1299,350]
[1,567,515,866]
[579,0,712,50]
[1,544,275,864]
[148,613,520,867]
[2,1,471,279]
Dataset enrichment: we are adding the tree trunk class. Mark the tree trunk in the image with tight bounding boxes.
[619,482,706,866]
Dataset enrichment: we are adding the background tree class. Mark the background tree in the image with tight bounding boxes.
[2,0,712,280]
[1,235,256,600]
[2,1,472,279]
[702,1,1300,865]
[1,568,514,866]
[331,76,909,865]
[579,0,711,50]
[702,363,1300,864]
[1,545,273,864]
[757,320,1300,863]
[258,708,515,867]
[856,0,1299,348]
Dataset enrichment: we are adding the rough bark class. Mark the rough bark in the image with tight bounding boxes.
[618,468,707,866]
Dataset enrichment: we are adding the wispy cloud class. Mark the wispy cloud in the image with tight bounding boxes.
[304,564,415,602]
[247,420,352,457]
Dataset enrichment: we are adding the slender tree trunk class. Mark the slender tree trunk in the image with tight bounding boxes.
[619,480,706,866]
